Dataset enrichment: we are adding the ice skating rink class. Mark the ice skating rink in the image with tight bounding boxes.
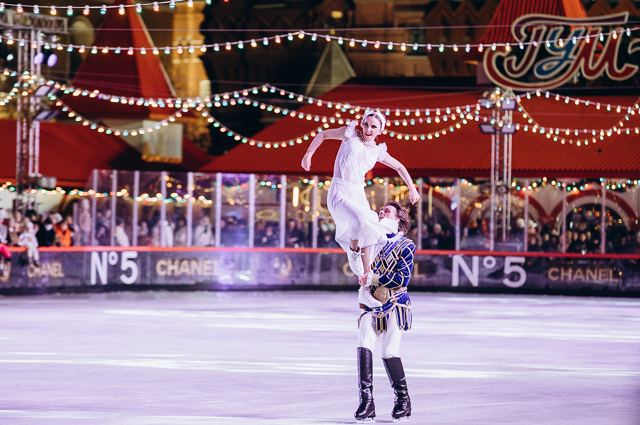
[0,291,639,425]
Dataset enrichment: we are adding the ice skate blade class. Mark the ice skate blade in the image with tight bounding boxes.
[358,286,382,308]
[392,415,410,422]
[355,417,375,422]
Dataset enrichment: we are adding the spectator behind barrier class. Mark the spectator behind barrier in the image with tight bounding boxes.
[54,221,74,247]
[18,221,39,266]
[174,216,188,247]
[194,216,214,247]
[285,219,304,248]
[37,218,56,247]
[115,218,130,247]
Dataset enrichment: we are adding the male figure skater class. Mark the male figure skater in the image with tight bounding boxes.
[355,200,414,422]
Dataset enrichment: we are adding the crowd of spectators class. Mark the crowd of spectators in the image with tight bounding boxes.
[0,208,79,266]
[5,205,638,255]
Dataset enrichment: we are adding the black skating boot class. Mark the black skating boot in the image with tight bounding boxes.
[354,347,375,421]
[383,357,411,421]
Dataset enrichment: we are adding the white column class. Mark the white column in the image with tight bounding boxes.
[384,177,389,202]
[187,172,194,247]
[279,174,286,248]
[160,171,167,246]
[523,179,529,253]
[249,174,256,248]
[601,182,606,254]
[214,173,222,247]
[417,178,423,249]
[132,171,139,246]
[455,178,460,251]
[562,183,567,253]
[312,175,319,248]
[110,170,117,246]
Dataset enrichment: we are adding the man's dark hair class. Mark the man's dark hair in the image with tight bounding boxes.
[385,201,411,234]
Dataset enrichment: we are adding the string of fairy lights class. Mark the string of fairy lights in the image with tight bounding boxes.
[1,0,199,15]
[4,176,640,202]
[515,94,640,146]
[3,66,640,149]
[1,22,638,54]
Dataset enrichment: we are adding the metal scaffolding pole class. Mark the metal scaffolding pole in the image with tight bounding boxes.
[523,179,529,252]
[489,120,496,252]
[562,183,567,253]
[3,11,68,215]
[91,170,97,246]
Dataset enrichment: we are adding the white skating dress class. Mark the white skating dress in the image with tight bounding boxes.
[327,122,396,263]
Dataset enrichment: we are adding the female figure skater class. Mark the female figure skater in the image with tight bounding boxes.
[301,110,419,305]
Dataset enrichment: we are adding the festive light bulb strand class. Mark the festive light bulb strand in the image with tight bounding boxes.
[527,89,640,114]
[0,26,637,56]
[1,69,516,119]
[515,96,640,146]
[0,0,190,14]
[53,98,185,137]
[232,95,486,129]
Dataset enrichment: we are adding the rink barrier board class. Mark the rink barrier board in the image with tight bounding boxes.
[1,247,640,296]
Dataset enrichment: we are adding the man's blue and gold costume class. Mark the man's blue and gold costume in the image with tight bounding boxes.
[356,231,414,422]
[362,233,415,333]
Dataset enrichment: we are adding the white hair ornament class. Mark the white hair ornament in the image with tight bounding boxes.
[362,109,386,130]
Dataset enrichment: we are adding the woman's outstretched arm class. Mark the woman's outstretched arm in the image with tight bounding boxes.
[301,127,347,171]
[379,152,420,204]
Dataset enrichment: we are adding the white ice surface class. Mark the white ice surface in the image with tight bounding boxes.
[0,291,638,425]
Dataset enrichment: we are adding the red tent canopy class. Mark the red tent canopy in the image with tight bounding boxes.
[199,84,640,179]
[61,0,176,121]
[0,120,212,187]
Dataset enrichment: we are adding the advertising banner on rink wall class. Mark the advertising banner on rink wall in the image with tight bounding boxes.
[1,248,640,295]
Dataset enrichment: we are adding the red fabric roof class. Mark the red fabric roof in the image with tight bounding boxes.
[465,0,587,62]
[475,0,587,47]
[0,120,213,187]
[199,85,640,178]
[61,0,176,120]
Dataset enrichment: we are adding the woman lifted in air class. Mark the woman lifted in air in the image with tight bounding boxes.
[301,110,419,307]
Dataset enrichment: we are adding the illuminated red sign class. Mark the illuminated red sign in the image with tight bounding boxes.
[483,12,640,90]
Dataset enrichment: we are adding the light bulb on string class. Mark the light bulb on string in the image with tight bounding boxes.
[83,5,89,15]
[50,6,56,15]
[136,3,142,13]
[119,4,125,15]
[16,4,23,13]
[33,5,39,14]
[153,2,159,12]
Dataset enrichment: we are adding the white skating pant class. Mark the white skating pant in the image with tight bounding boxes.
[358,310,402,359]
